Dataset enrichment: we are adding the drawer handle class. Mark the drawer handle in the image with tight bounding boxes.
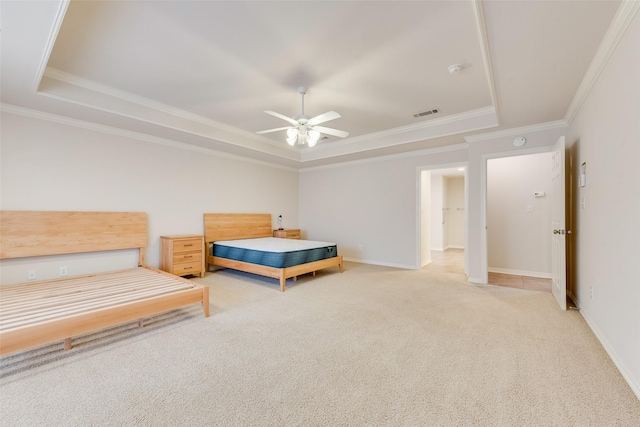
[185,266,192,269]
[185,255,192,258]
[184,244,193,247]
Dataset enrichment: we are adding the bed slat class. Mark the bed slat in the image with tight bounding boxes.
[0,288,207,356]
[0,270,192,308]
[0,268,198,330]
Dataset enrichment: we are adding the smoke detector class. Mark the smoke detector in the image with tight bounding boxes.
[513,136,527,147]
[448,64,463,75]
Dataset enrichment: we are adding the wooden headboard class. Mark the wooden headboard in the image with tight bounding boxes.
[204,213,272,243]
[0,211,147,265]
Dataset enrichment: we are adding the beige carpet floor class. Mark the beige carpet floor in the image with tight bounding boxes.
[1,262,638,426]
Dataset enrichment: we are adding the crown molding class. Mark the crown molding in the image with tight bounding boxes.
[42,67,265,142]
[301,106,496,162]
[38,71,299,161]
[319,106,496,148]
[41,68,493,164]
[564,0,640,124]
[472,0,500,126]
[299,143,469,173]
[0,103,298,172]
[33,0,69,93]
[464,120,567,143]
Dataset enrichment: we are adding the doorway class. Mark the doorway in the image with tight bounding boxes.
[486,151,553,292]
[419,165,467,275]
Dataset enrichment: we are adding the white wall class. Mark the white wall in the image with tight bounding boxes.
[299,148,468,269]
[566,10,640,398]
[0,112,299,285]
[487,152,552,277]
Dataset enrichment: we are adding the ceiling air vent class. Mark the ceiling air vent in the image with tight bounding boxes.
[413,109,440,118]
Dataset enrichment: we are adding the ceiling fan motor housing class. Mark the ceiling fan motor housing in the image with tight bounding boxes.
[257,86,348,145]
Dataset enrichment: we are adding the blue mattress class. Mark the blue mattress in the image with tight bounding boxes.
[212,237,337,269]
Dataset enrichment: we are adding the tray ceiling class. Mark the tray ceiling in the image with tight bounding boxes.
[0,0,623,168]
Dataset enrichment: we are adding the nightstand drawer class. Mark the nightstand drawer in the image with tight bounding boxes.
[273,229,301,239]
[285,230,300,239]
[173,239,201,252]
[160,235,205,278]
[173,250,201,264]
[172,261,202,276]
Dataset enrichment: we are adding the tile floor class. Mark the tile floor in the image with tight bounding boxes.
[487,272,552,293]
[423,248,552,293]
[423,248,466,275]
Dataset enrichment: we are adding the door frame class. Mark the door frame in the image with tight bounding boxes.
[415,162,468,274]
[479,146,555,284]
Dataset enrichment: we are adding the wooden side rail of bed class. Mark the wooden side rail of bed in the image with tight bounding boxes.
[204,213,343,292]
[0,211,210,356]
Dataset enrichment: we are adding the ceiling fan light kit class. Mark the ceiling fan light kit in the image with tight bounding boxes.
[257,86,348,148]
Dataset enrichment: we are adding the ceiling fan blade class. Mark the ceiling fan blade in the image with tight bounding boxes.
[307,111,341,126]
[264,110,299,126]
[256,126,292,135]
[314,125,349,138]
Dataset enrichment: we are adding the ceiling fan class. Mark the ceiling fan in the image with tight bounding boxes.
[257,86,348,147]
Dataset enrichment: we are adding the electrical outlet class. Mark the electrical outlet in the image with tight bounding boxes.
[28,270,37,280]
[358,244,363,251]
[59,266,68,276]
[590,286,594,300]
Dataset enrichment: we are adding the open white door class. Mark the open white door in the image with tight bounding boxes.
[551,136,567,310]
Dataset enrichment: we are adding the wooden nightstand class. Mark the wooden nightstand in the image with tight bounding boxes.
[273,229,301,239]
[160,235,205,278]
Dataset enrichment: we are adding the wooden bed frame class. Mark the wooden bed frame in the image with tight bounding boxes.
[0,211,209,356]
[204,213,343,292]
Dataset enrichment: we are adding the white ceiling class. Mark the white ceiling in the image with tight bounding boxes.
[0,0,623,169]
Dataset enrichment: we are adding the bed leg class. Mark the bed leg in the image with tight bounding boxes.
[202,286,210,317]
[280,276,286,292]
[339,257,344,273]
[138,318,144,328]
[64,338,72,350]
[313,271,316,277]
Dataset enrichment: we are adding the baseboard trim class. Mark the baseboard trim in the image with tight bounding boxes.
[342,257,415,270]
[579,308,640,401]
[488,267,551,279]
[421,258,432,267]
[431,246,464,252]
